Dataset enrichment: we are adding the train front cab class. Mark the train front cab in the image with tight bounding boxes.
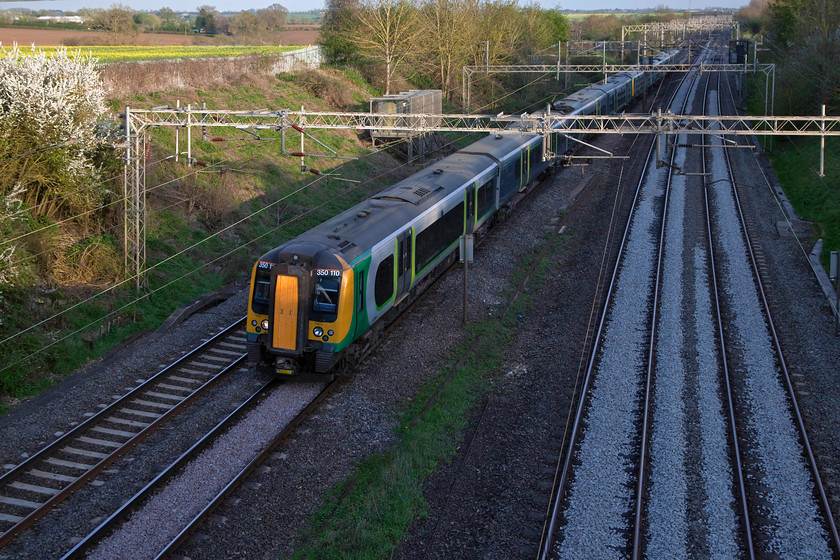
[247,248,355,376]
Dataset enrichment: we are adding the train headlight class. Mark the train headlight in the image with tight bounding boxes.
[313,326,324,337]
[261,320,269,330]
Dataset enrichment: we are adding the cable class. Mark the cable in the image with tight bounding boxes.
[0,70,532,371]
[0,128,476,352]
[470,72,556,114]
[1,152,174,223]
[0,160,219,250]
[0,136,83,164]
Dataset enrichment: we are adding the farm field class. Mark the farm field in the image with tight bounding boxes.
[12,44,304,63]
[0,26,320,47]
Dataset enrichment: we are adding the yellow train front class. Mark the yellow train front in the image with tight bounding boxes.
[246,242,355,376]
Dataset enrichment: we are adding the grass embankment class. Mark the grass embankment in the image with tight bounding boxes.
[745,73,840,265]
[0,65,414,408]
[767,137,840,263]
[289,235,562,559]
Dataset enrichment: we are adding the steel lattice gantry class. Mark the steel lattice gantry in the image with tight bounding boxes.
[461,62,774,112]
[121,106,840,284]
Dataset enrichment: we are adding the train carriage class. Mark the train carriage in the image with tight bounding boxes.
[247,49,680,377]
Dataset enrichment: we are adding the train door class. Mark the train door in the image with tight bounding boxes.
[465,185,476,233]
[395,228,414,302]
[519,146,530,192]
[268,262,308,357]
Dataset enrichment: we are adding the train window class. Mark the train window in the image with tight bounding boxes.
[312,275,340,322]
[251,268,271,315]
[375,254,395,308]
[416,201,464,274]
[476,179,495,221]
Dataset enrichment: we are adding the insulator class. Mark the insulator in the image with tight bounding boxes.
[289,152,306,157]
[309,168,322,175]
[290,123,305,133]
[210,138,225,142]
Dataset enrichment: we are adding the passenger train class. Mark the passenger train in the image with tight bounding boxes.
[246,49,680,376]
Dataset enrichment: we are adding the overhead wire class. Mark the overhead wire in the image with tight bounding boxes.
[0,124,479,360]
[1,159,219,251]
[1,151,175,223]
[1,54,559,372]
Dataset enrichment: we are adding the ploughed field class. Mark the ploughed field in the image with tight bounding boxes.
[0,27,320,47]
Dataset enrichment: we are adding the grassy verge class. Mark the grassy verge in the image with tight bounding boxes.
[745,72,840,266]
[766,137,840,264]
[289,235,560,559]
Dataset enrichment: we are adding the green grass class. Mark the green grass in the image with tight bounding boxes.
[291,322,508,560]
[287,231,561,559]
[744,73,840,266]
[767,137,840,265]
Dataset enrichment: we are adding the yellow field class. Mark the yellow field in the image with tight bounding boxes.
[2,45,302,63]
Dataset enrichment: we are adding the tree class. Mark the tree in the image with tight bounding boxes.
[544,8,571,44]
[133,12,161,32]
[769,0,839,112]
[0,45,111,285]
[737,0,770,35]
[231,10,260,39]
[195,5,218,34]
[344,0,419,94]
[259,3,288,31]
[93,4,137,37]
[415,0,472,98]
[320,0,361,64]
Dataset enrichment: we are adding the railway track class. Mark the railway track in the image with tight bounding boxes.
[0,317,248,549]
[701,70,753,558]
[541,40,840,559]
[538,41,698,560]
[58,377,282,559]
[709,69,840,554]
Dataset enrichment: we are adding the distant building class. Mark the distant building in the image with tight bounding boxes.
[37,15,85,24]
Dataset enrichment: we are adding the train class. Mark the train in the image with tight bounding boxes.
[246,48,680,377]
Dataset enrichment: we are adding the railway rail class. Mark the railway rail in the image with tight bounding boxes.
[0,318,248,549]
[702,70,754,558]
[540,41,840,559]
[712,70,840,554]
[629,49,698,559]
[59,376,282,559]
[538,41,695,560]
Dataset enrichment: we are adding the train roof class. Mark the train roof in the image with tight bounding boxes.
[264,148,497,264]
[460,131,539,160]
[554,86,604,114]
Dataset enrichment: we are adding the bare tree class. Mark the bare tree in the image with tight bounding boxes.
[259,3,288,31]
[345,0,420,95]
[93,4,138,38]
[415,0,473,98]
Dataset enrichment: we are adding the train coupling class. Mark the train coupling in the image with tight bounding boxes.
[275,358,297,377]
